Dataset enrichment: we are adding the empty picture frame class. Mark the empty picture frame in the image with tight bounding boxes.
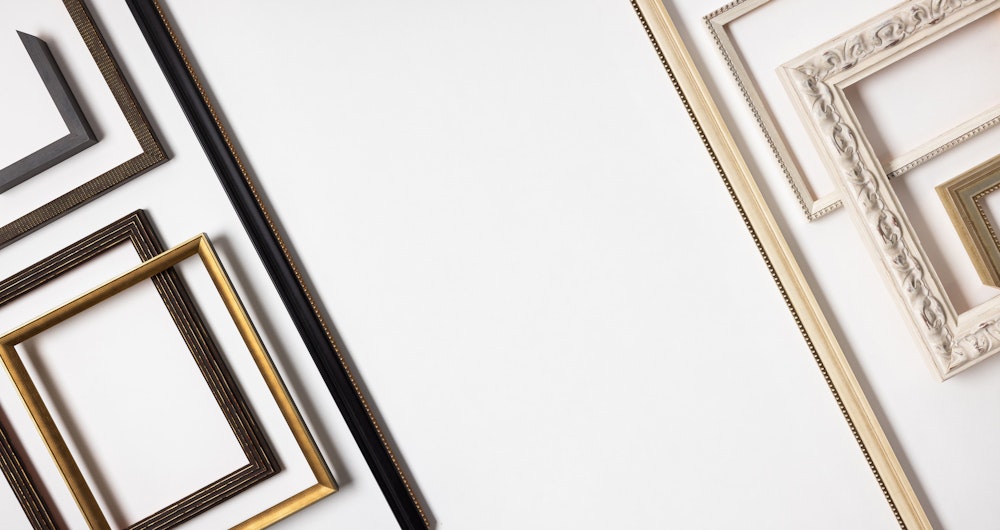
[937,154,1000,289]
[632,0,931,526]
[0,31,97,194]
[777,0,1000,379]
[0,210,279,529]
[704,0,1000,220]
[0,233,337,529]
[0,0,166,248]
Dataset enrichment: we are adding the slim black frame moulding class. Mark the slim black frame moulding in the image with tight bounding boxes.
[124,1,430,528]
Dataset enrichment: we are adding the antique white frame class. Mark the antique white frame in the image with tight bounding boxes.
[632,0,933,526]
[706,0,1000,221]
[777,0,1000,380]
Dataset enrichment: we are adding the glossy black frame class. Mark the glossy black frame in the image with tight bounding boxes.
[124,1,429,528]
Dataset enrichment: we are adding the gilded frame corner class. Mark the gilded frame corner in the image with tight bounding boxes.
[0,234,336,530]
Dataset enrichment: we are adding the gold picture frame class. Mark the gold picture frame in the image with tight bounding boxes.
[0,234,336,530]
[937,154,1000,289]
[630,0,931,528]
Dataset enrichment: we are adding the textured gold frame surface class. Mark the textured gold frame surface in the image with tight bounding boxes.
[0,235,336,530]
[937,154,1000,289]
[0,210,279,529]
[0,0,167,248]
[777,0,999,379]
[704,0,1000,221]
[631,0,931,528]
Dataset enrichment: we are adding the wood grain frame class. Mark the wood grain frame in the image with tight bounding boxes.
[0,210,279,529]
[936,154,1000,289]
[705,0,1000,221]
[0,232,337,530]
[632,0,931,527]
[0,0,167,248]
[0,31,97,194]
[124,1,431,528]
[777,0,1000,379]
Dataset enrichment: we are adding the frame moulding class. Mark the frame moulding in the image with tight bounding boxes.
[631,0,932,527]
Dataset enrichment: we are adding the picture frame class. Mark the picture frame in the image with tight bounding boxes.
[0,31,97,194]
[124,1,430,527]
[937,154,1000,288]
[0,210,280,529]
[0,0,166,248]
[704,0,1000,221]
[631,0,932,527]
[776,0,999,379]
[0,233,337,530]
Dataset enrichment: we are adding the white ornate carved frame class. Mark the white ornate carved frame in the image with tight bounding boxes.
[631,0,933,527]
[777,0,999,380]
[705,0,1000,221]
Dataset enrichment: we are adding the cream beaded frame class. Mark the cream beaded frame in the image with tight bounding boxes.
[631,0,932,528]
[704,0,1000,221]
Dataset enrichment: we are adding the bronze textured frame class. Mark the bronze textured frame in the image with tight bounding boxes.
[0,0,167,248]
[0,233,336,530]
[937,154,1000,289]
[0,210,279,529]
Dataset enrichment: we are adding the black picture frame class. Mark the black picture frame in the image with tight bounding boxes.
[124,2,430,528]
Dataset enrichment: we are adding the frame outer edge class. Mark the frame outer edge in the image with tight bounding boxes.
[122,1,429,528]
[632,1,931,528]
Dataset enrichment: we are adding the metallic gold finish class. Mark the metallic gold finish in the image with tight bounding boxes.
[630,1,931,528]
[937,155,1000,288]
[0,235,336,529]
[0,210,279,529]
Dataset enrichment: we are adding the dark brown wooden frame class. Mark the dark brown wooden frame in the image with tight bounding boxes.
[0,210,278,529]
[0,0,167,248]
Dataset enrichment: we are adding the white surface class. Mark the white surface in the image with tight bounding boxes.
[163,1,894,528]
[0,0,924,529]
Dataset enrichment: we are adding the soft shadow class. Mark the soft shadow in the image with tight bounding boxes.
[20,341,128,528]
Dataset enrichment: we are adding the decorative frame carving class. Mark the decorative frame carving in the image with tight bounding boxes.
[631,0,931,527]
[0,31,97,194]
[777,0,999,379]
[936,154,1000,289]
[0,210,279,529]
[0,233,337,529]
[0,0,167,248]
[705,0,1000,220]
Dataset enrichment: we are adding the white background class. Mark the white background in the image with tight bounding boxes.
[0,0,965,528]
